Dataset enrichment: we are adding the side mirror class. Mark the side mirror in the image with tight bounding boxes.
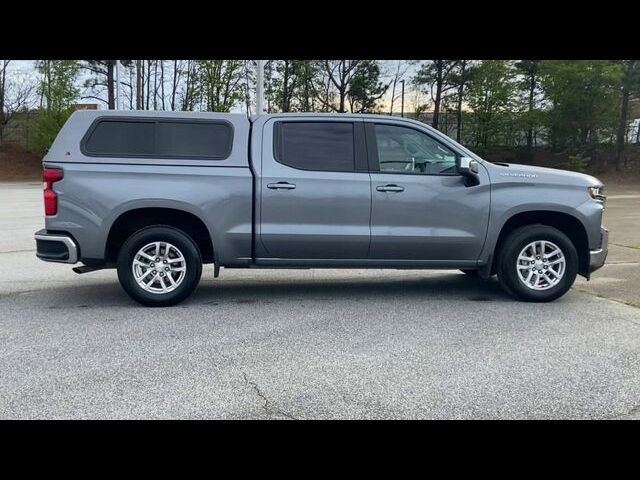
[457,156,479,176]
[457,156,480,186]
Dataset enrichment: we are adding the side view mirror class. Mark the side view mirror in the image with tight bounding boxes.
[457,156,479,176]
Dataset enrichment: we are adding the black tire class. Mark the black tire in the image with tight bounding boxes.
[460,269,479,277]
[496,224,578,302]
[117,226,203,307]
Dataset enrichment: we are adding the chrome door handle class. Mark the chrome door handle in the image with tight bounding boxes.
[376,184,404,193]
[267,182,296,190]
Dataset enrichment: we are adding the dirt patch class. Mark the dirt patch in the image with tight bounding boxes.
[0,142,42,181]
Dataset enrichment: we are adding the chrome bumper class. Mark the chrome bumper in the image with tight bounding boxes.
[34,229,79,264]
[588,226,608,273]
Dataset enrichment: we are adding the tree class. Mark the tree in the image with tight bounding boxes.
[414,60,458,129]
[313,60,360,113]
[448,60,473,143]
[347,60,388,113]
[269,60,304,112]
[614,60,640,169]
[81,60,116,109]
[37,60,79,111]
[387,60,413,115]
[0,61,36,146]
[193,60,246,112]
[540,61,623,158]
[32,60,79,154]
[308,60,387,113]
[465,60,518,151]
[515,60,542,149]
[295,61,320,112]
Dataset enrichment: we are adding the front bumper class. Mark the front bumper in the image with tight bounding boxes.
[588,226,608,273]
[34,229,79,264]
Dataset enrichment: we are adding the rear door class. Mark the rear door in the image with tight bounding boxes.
[366,121,490,261]
[258,117,371,259]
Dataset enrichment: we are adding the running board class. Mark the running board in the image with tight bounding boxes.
[72,265,104,274]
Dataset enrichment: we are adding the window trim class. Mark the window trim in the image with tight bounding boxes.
[273,120,365,173]
[365,121,461,177]
[80,116,234,160]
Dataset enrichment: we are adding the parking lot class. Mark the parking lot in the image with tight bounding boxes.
[1,181,639,419]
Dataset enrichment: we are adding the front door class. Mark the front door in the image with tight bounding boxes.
[367,122,490,261]
[259,119,371,259]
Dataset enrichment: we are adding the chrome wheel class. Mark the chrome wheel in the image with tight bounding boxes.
[132,241,186,294]
[516,240,566,291]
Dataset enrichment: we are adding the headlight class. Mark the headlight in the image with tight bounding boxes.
[587,185,606,203]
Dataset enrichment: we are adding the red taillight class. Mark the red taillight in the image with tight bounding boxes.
[43,167,63,216]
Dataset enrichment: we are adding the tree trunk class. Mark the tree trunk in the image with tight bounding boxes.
[432,83,441,129]
[145,60,151,110]
[171,60,178,111]
[0,63,6,145]
[455,61,466,143]
[136,60,142,110]
[282,61,290,112]
[526,72,535,149]
[107,61,115,109]
[338,87,346,113]
[615,88,630,171]
[432,62,443,129]
[153,61,158,110]
[160,61,166,110]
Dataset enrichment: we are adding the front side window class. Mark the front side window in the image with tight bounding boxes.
[274,121,355,172]
[373,124,457,175]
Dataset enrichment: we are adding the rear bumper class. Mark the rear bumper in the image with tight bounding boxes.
[588,226,608,273]
[34,229,79,264]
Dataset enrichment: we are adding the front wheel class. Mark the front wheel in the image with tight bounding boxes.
[117,226,203,307]
[497,224,578,302]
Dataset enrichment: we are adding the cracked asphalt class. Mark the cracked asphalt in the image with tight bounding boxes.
[1,182,639,419]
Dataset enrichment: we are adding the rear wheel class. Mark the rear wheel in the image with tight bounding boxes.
[497,224,578,302]
[117,226,202,307]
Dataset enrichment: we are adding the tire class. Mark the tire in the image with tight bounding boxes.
[496,224,578,302]
[460,269,479,277]
[117,226,203,307]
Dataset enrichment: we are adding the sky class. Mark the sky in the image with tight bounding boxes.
[4,60,422,113]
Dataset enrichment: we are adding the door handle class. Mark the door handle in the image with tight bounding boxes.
[376,184,404,193]
[267,182,296,190]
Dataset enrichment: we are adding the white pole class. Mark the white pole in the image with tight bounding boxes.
[115,60,121,110]
[256,60,264,115]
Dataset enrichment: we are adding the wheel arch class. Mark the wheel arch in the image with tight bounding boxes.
[104,207,215,265]
[490,210,590,277]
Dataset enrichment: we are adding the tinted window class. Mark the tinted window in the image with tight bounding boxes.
[275,122,355,172]
[84,120,155,156]
[157,122,232,158]
[83,119,233,159]
[374,124,457,175]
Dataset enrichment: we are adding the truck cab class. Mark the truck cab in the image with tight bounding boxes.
[35,111,608,306]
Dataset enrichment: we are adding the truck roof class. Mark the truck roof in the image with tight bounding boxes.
[69,109,424,127]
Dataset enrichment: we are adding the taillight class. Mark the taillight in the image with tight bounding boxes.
[43,167,63,216]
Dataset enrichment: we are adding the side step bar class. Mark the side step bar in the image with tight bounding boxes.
[72,265,104,274]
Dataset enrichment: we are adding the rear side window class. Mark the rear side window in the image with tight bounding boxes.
[84,120,155,156]
[274,122,355,172]
[82,118,233,159]
[156,122,232,157]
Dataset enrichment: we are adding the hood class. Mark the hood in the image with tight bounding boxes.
[488,162,603,187]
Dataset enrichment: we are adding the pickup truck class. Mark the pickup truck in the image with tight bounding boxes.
[35,111,608,306]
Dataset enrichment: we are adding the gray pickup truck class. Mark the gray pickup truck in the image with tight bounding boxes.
[35,110,608,306]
